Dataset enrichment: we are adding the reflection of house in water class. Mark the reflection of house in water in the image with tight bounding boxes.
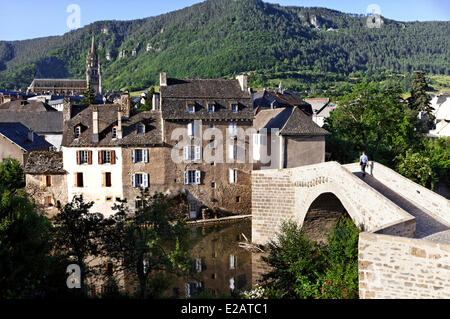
[135,220,251,298]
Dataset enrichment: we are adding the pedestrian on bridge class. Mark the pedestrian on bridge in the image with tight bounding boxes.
[360,151,369,177]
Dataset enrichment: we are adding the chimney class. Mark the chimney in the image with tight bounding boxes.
[27,129,34,142]
[160,72,167,87]
[63,98,72,123]
[236,74,248,92]
[152,93,160,111]
[92,106,99,143]
[117,107,123,139]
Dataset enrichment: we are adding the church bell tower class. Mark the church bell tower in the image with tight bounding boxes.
[86,35,103,96]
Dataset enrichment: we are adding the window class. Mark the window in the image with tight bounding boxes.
[194,258,202,273]
[132,149,148,163]
[135,199,144,209]
[45,175,51,187]
[112,126,118,139]
[75,172,84,187]
[137,123,145,134]
[228,144,238,160]
[209,124,215,129]
[132,173,149,188]
[228,123,237,136]
[211,161,215,166]
[236,196,241,203]
[208,104,215,113]
[44,196,53,207]
[230,255,237,269]
[230,278,236,291]
[229,169,237,184]
[184,170,201,185]
[74,126,81,138]
[209,139,216,150]
[253,134,260,161]
[231,104,239,113]
[187,105,195,114]
[187,123,195,136]
[184,146,201,161]
[77,150,91,165]
[211,182,216,188]
[99,150,116,164]
[189,202,198,219]
[103,172,112,187]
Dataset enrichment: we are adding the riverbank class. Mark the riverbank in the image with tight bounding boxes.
[186,214,252,227]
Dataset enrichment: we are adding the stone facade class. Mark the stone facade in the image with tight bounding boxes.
[163,120,253,216]
[359,232,450,299]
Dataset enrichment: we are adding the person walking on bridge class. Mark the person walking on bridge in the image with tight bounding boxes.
[360,151,369,177]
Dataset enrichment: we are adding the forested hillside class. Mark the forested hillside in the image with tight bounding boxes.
[0,0,449,92]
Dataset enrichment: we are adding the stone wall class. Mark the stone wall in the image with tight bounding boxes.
[26,173,68,217]
[359,232,450,299]
[164,120,253,215]
[284,136,325,168]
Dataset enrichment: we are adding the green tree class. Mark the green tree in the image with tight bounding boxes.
[259,221,323,299]
[138,87,155,111]
[325,82,418,166]
[395,149,438,189]
[52,195,105,294]
[82,81,96,105]
[0,159,53,298]
[409,71,434,131]
[102,190,191,298]
[318,218,359,299]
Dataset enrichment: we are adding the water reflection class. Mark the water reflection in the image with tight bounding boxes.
[169,219,252,298]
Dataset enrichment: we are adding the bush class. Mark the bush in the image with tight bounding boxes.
[259,217,360,299]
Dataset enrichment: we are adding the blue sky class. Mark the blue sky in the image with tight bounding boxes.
[0,0,449,41]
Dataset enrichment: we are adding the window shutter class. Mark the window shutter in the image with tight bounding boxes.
[143,174,149,187]
[74,173,78,187]
[228,144,234,159]
[184,146,189,161]
[229,169,236,183]
[143,149,149,163]
[184,171,189,185]
[110,150,116,164]
[88,151,92,164]
[41,175,46,186]
[98,151,103,164]
[102,172,106,187]
[132,174,136,187]
[76,151,80,165]
[131,150,135,163]
[195,171,201,184]
[195,146,201,161]
[187,123,193,136]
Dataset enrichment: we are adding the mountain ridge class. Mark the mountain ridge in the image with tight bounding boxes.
[0,0,449,92]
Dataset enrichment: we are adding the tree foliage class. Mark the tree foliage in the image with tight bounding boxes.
[259,218,359,299]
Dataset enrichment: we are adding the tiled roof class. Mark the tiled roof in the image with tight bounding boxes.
[62,104,163,147]
[160,78,253,120]
[305,98,330,113]
[0,122,52,151]
[0,111,63,134]
[0,100,57,112]
[253,90,313,116]
[24,151,66,175]
[280,107,330,136]
[254,106,329,136]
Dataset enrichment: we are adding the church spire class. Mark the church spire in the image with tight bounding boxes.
[91,35,96,54]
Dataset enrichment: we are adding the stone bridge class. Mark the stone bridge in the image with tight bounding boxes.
[251,161,450,298]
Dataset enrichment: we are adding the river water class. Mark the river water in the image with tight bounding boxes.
[167,219,253,298]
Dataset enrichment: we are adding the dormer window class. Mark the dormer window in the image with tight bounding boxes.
[112,126,118,139]
[231,104,239,113]
[137,123,146,134]
[187,104,195,114]
[208,104,215,113]
[74,126,81,139]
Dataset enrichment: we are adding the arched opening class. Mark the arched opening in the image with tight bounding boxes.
[301,193,352,244]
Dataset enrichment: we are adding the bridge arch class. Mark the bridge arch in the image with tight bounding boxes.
[301,192,352,243]
[295,180,364,233]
